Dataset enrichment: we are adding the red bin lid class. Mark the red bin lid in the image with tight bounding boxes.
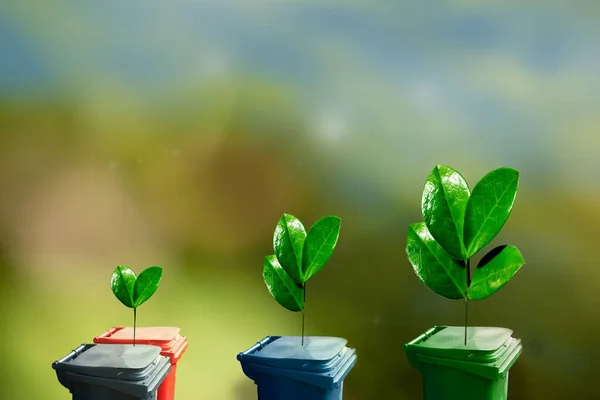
[94,327,188,363]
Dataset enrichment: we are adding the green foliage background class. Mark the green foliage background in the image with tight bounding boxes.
[0,1,599,399]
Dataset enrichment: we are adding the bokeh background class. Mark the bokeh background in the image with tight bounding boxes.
[1,1,599,399]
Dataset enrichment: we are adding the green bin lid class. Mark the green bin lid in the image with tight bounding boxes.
[409,326,514,363]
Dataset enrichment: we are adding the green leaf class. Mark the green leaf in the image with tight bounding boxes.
[301,216,341,282]
[263,255,304,312]
[111,266,136,308]
[463,168,520,257]
[406,222,467,299]
[273,214,306,283]
[133,266,163,307]
[468,245,524,300]
[421,165,470,260]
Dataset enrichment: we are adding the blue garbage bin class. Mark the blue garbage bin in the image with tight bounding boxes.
[238,336,357,400]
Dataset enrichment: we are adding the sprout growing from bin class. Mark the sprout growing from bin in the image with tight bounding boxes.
[111,266,163,346]
[264,214,341,345]
[406,166,525,345]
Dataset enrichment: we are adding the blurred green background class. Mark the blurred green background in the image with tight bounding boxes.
[0,1,599,399]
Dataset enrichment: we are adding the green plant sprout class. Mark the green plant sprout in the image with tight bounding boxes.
[111,265,163,346]
[263,214,341,346]
[406,166,525,345]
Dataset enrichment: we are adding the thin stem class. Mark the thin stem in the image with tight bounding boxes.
[301,283,306,346]
[464,296,468,345]
[464,259,471,346]
[133,307,137,347]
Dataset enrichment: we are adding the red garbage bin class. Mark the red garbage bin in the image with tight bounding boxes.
[94,327,188,400]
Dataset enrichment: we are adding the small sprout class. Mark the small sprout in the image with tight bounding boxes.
[111,265,163,345]
[264,214,341,345]
[406,166,524,344]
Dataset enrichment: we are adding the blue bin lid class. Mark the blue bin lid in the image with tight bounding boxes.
[55,344,163,381]
[246,346,357,390]
[243,336,348,372]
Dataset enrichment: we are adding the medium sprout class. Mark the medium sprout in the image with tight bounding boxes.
[263,214,341,345]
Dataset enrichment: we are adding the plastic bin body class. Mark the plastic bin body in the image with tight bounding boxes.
[53,343,171,400]
[94,327,187,400]
[238,336,357,400]
[404,326,522,400]
[256,374,343,400]
[68,380,157,400]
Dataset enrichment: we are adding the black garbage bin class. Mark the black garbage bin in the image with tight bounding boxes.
[53,343,171,400]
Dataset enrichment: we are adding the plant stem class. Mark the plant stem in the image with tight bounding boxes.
[464,296,468,345]
[301,283,306,346]
[464,259,471,346]
[133,307,137,347]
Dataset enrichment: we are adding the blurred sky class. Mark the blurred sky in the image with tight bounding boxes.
[2,1,600,191]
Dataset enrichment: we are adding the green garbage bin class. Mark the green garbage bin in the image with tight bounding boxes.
[404,326,522,400]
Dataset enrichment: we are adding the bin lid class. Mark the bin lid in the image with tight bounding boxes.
[57,344,163,381]
[242,336,348,372]
[410,326,514,363]
[93,327,188,362]
[244,347,358,390]
[95,327,179,343]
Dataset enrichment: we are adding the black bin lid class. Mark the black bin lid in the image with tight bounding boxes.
[56,344,162,381]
